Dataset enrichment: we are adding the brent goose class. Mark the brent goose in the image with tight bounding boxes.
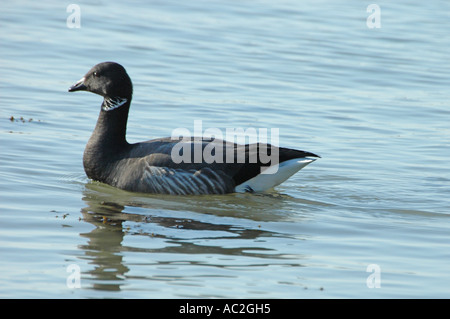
[68,62,319,195]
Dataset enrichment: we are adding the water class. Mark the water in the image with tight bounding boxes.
[1,0,450,298]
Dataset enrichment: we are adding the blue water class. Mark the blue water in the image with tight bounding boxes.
[1,0,450,298]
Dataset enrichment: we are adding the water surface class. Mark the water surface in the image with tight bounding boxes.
[1,0,450,298]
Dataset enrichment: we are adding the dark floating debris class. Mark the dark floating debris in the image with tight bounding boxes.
[9,116,41,123]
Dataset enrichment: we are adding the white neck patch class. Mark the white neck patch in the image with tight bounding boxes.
[102,96,128,111]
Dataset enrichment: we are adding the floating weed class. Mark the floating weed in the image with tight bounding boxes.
[9,116,41,123]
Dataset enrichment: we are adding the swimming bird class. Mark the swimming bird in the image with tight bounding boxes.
[68,62,319,195]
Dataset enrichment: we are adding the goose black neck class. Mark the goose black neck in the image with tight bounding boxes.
[91,97,132,149]
[83,96,132,183]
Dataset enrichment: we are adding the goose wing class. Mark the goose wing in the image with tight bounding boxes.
[119,137,318,194]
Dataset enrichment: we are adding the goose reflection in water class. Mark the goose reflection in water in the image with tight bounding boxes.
[77,182,309,292]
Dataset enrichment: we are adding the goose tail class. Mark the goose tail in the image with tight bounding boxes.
[235,157,317,193]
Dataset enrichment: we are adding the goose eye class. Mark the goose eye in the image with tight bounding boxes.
[93,72,98,77]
